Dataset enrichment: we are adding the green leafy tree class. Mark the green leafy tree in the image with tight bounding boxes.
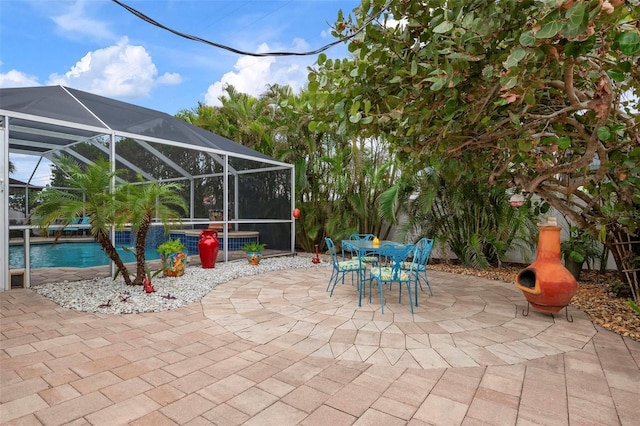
[177,85,403,251]
[311,0,640,299]
[263,86,406,247]
[178,85,276,152]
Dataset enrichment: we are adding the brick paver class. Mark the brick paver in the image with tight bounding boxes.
[1,264,638,425]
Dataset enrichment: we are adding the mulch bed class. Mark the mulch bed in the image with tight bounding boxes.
[428,261,640,341]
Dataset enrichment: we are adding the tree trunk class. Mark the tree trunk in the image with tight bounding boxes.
[132,216,152,286]
[606,226,640,303]
[96,230,132,285]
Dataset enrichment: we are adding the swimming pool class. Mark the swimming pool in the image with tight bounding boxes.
[9,242,161,269]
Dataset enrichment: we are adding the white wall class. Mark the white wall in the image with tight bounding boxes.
[395,206,617,271]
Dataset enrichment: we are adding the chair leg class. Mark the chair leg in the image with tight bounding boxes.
[378,280,385,314]
[417,275,425,291]
[358,270,366,307]
[329,277,338,296]
[423,271,433,296]
[329,271,342,296]
[406,282,414,314]
[369,277,384,312]
[326,270,337,291]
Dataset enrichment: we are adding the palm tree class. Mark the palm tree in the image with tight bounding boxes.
[33,157,134,284]
[120,177,187,285]
[34,157,188,286]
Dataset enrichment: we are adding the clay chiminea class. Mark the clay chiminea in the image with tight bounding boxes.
[515,217,578,313]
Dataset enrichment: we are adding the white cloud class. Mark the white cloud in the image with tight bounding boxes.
[204,40,312,106]
[157,72,182,85]
[0,69,40,88]
[51,0,115,41]
[46,37,181,99]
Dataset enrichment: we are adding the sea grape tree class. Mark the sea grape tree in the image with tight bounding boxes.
[309,0,640,299]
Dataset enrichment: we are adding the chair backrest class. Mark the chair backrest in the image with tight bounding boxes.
[377,243,417,281]
[325,237,340,267]
[415,238,435,266]
[63,217,82,230]
[349,234,374,241]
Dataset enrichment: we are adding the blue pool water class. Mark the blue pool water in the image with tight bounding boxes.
[9,242,161,269]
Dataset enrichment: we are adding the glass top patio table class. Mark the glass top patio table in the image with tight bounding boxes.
[342,240,415,307]
[342,240,414,258]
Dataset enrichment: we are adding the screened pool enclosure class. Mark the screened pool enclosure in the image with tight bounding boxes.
[1,85,295,290]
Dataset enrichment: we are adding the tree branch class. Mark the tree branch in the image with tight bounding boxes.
[527,102,590,119]
[564,57,581,107]
[471,83,500,124]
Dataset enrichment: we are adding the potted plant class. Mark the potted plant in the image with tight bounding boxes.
[157,238,188,277]
[242,241,266,265]
[561,226,600,280]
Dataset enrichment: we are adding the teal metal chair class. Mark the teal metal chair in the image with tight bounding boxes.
[325,237,366,299]
[76,216,91,236]
[48,217,81,236]
[402,238,435,295]
[369,243,420,314]
[65,216,92,235]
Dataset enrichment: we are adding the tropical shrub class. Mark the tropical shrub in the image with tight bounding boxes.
[387,168,538,268]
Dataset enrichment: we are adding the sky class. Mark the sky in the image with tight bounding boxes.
[1,0,361,184]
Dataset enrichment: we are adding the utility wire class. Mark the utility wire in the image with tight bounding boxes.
[111,0,392,57]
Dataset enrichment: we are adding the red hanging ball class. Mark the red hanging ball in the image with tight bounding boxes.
[292,208,301,219]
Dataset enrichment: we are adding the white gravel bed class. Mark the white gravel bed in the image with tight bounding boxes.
[33,256,328,314]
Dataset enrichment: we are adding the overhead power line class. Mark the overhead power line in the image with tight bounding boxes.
[111,0,391,57]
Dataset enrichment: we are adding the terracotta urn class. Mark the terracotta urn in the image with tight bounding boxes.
[515,217,578,313]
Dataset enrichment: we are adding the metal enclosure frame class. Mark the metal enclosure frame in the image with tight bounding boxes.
[1,86,296,290]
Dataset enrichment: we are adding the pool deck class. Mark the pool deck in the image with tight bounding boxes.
[1,264,639,425]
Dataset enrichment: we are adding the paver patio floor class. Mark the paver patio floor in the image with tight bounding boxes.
[2,266,639,425]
